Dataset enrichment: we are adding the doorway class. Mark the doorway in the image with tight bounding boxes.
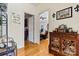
[24,16,28,41]
[40,11,49,41]
[24,13,34,46]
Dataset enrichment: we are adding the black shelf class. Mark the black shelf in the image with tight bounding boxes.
[0,3,17,56]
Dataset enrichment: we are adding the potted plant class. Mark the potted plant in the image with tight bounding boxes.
[0,16,2,25]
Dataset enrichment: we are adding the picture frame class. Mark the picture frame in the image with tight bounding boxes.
[56,7,72,20]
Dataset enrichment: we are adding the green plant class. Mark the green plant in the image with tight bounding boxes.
[0,17,2,25]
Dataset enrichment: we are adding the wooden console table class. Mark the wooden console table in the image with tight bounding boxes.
[49,31,79,56]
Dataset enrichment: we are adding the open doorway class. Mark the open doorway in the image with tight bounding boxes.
[24,13,34,46]
[40,11,49,41]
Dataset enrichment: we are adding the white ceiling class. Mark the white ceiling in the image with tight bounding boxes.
[30,3,40,6]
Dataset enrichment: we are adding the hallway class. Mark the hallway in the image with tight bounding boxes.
[17,39,54,56]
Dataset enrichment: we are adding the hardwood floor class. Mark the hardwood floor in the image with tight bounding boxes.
[17,39,54,56]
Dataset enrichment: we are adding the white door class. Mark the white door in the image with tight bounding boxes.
[28,16,34,43]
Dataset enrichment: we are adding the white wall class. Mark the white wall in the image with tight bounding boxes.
[8,3,24,49]
[7,3,40,49]
[49,4,79,33]
[37,3,79,33]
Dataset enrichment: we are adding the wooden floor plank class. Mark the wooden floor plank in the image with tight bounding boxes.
[17,39,54,56]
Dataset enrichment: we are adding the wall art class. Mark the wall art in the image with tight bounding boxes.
[11,12,21,24]
[74,4,79,12]
[56,7,72,20]
[52,13,55,18]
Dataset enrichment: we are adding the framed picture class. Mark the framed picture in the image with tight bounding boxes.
[56,7,72,20]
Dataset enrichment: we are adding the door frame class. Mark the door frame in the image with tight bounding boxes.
[24,12,35,44]
[39,10,50,43]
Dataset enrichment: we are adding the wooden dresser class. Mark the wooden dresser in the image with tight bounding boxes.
[49,31,79,56]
